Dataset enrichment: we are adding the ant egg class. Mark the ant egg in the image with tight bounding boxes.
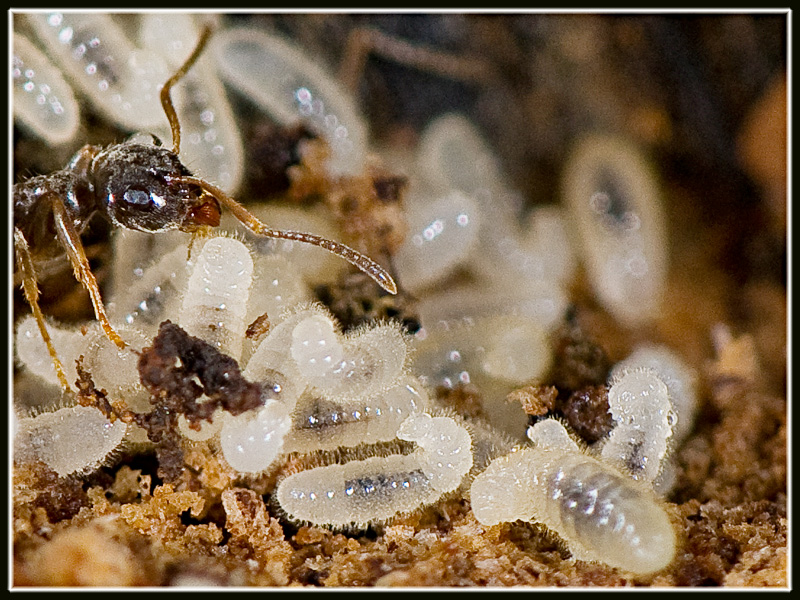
[562,133,668,327]
[283,375,429,453]
[210,26,367,176]
[178,236,254,361]
[601,367,674,483]
[12,32,80,146]
[394,189,483,293]
[275,413,472,528]
[27,12,170,131]
[219,399,293,474]
[138,13,244,194]
[610,344,698,445]
[14,405,128,477]
[471,419,677,575]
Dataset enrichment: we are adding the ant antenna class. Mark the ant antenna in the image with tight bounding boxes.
[178,175,398,295]
[160,23,214,155]
[162,24,397,295]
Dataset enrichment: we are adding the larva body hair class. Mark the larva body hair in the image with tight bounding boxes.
[283,375,429,454]
[471,419,677,576]
[275,413,472,529]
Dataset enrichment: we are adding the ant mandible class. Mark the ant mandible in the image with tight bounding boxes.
[13,24,397,393]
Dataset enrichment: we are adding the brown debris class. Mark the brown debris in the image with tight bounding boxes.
[558,385,614,444]
[508,385,558,418]
[549,315,612,392]
[243,122,317,200]
[315,270,420,333]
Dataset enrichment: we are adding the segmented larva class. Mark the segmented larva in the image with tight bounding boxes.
[283,375,429,453]
[27,12,170,132]
[470,419,676,576]
[275,413,472,528]
[14,405,128,477]
[600,366,674,484]
[178,235,254,361]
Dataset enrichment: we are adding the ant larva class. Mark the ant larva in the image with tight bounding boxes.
[13,23,397,393]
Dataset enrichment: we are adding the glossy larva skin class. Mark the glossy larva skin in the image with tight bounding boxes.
[276,414,472,528]
[471,420,677,576]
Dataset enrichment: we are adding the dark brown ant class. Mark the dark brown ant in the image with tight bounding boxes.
[13,24,397,393]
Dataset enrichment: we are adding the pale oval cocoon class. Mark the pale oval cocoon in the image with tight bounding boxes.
[415,112,505,196]
[210,26,366,176]
[15,406,127,477]
[27,12,169,131]
[394,190,483,293]
[562,134,668,327]
[13,32,80,145]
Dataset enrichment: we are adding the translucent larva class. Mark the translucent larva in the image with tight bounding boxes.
[610,344,698,446]
[275,413,472,528]
[15,315,81,389]
[107,236,191,338]
[562,133,668,327]
[14,405,128,477]
[27,12,170,131]
[600,367,674,483]
[178,236,254,361]
[13,32,80,146]
[470,419,677,576]
[210,26,367,176]
[218,399,293,473]
[283,376,429,453]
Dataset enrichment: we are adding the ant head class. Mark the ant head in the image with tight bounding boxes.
[93,142,221,233]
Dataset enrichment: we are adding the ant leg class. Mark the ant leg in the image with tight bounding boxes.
[179,176,397,295]
[338,27,497,94]
[13,227,72,392]
[50,196,127,350]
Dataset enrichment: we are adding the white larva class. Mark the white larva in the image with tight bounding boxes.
[412,313,549,439]
[275,413,472,528]
[14,405,128,477]
[470,419,676,576]
[210,26,367,176]
[218,399,293,474]
[178,236,254,361]
[283,375,429,453]
[27,12,170,132]
[610,344,698,446]
[15,315,81,389]
[562,133,668,327]
[12,32,80,146]
[600,367,675,484]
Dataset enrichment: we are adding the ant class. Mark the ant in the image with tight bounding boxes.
[13,24,397,393]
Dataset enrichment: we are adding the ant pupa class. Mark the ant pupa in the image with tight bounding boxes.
[13,23,397,393]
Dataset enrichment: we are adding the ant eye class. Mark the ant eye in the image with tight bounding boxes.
[123,186,166,209]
